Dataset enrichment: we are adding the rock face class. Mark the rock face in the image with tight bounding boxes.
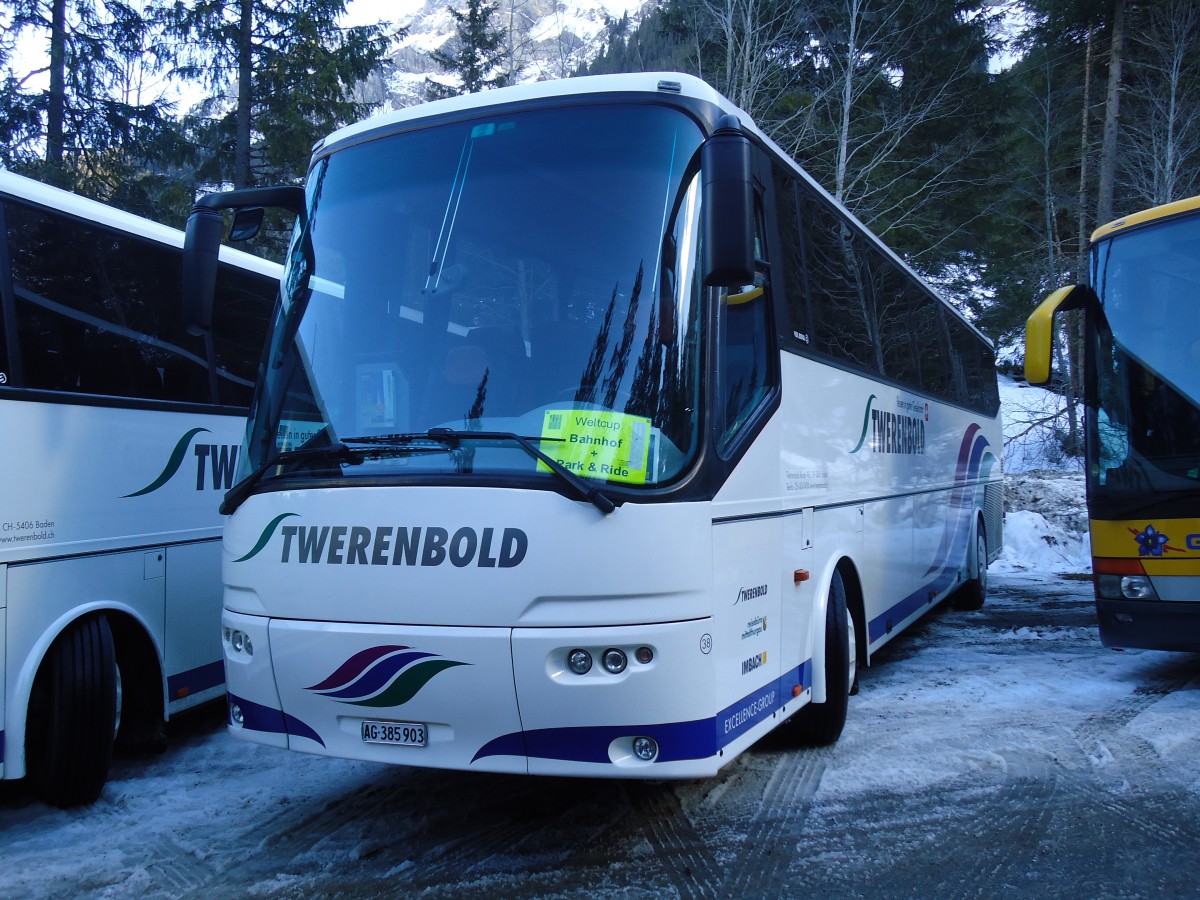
[370,0,646,109]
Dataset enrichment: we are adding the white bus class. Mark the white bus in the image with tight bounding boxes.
[185,73,1002,779]
[0,170,280,805]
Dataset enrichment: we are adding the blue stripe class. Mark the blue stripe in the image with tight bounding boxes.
[227,693,325,747]
[472,662,812,765]
[167,660,225,701]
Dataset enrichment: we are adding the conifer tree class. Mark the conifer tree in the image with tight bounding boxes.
[165,0,394,188]
[4,0,176,200]
[427,0,514,100]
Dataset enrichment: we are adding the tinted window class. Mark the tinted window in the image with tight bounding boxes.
[771,164,997,415]
[918,305,958,401]
[719,205,775,450]
[798,187,880,373]
[211,263,277,406]
[0,203,10,383]
[774,168,813,350]
[868,248,924,386]
[3,198,273,405]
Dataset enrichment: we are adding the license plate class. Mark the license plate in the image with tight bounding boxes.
[360,720,427,747]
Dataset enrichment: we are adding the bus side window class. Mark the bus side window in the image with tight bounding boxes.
[0,200,13,384]
[718,200,776,452]
[798,188,878,374]
[773,166,813,352]
[6,199,211,403]
[210,263,276,407]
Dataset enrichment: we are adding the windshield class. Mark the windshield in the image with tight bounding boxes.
[242,103,705,493]
[1089,214,1200,498]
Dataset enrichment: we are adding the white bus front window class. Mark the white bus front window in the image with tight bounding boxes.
[244,104,705,490]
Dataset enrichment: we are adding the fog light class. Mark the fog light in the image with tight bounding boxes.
[1121,575,1157,600]
[230,702,244,726]
[242,636,253,656]
[602,648,627,674]
[231,630,245,653]
[568,649,592,674]
[635,646,654,665]
[632,736,658,761]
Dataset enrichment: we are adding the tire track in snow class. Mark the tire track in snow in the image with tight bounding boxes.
[622,781,726,899]
[718,750,828,897]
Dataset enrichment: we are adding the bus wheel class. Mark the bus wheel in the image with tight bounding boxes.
[955,526,988,611]
[788,570,853,746]
[26,615,118,807]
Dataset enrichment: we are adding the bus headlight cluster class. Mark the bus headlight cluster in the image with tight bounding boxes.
[1120,575,1157,600]
[1096,574,1160,601]
[224,626,254,656]
[565,646,654,676]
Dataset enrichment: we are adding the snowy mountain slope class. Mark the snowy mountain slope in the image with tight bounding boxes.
[374,0,648,108]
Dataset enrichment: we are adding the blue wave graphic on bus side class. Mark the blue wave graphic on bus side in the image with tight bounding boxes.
[921,424,993,579]
[866,424,995,643]
[306,645,467,708]
[228,693,324,747]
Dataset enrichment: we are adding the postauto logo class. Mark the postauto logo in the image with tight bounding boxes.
[234,513,529,568]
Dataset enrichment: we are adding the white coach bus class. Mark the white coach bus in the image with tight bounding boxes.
[184,73,1002,779]
[0,170,280,805]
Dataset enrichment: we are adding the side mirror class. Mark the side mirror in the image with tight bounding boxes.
[701,114,755,288]
[181,186,305,336]
[182,207,224,336]
[230,207,265,242]
[1024,284,1095,385]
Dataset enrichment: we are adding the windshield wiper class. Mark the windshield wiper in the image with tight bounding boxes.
[223,428,618,517]
[220,440,440,515]
[345,427,617,515]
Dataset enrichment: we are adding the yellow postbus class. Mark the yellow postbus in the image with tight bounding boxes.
[1027,195,1200,651]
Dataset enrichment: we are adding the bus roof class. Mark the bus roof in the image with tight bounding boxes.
[316,72,762,158]
[0,168,282,279]
[1092,194,1200,244]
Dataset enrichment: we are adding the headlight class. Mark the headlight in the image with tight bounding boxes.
[602,648,627,674]
[567,649,592,674]
[1120,575,1157,600]
[632,736,658,761]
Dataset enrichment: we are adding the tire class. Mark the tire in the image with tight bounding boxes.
[954,524,988,611]
[788,570,854,746]
[26,615,118,807]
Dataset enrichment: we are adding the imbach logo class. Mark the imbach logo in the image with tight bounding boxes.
[234,514,529,568]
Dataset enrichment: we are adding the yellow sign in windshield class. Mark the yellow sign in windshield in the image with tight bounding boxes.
[539,409,652,485]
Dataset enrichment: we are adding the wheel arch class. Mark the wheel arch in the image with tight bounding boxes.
[837,557,868,669]
[10,602,162,779]
[809,555,866,703]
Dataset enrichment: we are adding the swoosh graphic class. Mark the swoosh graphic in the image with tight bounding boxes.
[233,512,299,562]
[305,645,409,692]
[849,394,877,454]
[123,427,210,497]
[318,651,438,699]
[346,659,469,708]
